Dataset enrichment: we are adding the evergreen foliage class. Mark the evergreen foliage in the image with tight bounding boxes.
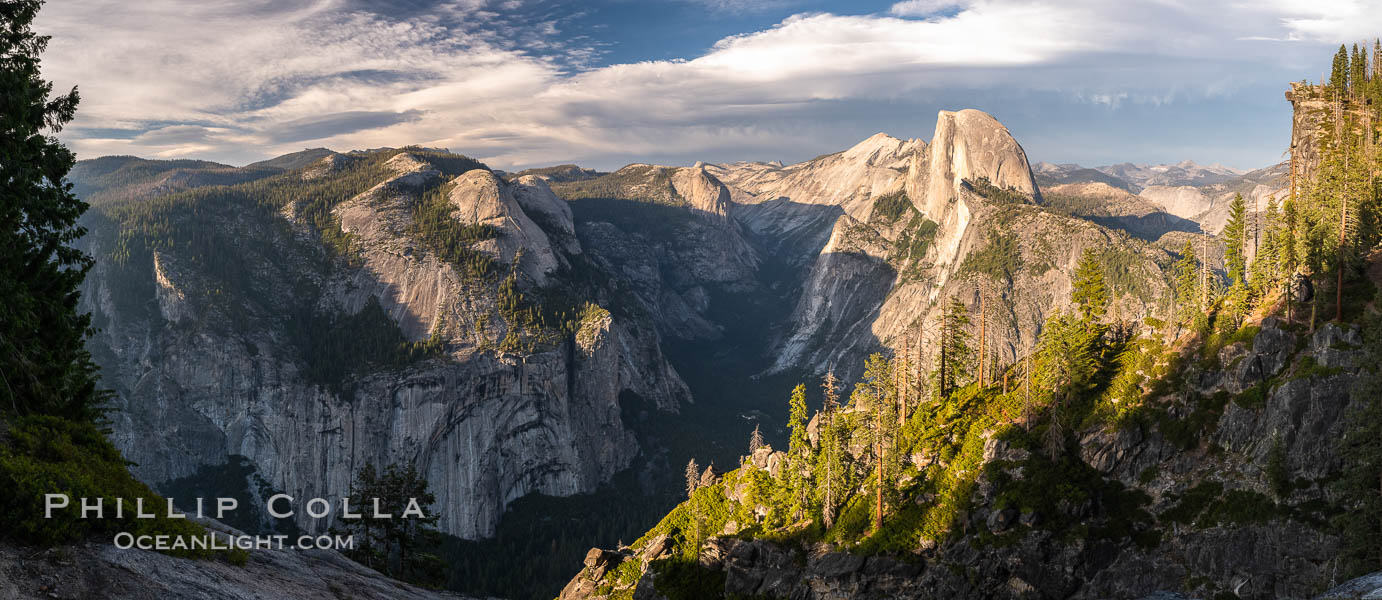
[1071,248,1110,326]
[870,190,913,224]
[336,462,446,588]
[933,297,974,399]
[960,229,1022,282]
[1224,193,1248,286]
[0,0,104,422]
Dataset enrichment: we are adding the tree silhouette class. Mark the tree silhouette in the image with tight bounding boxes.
[1,0,105,421]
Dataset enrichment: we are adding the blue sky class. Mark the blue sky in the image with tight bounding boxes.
[35,0,1382,171]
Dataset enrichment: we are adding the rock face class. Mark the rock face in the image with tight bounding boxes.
[560,316,1370,600]
[1041,182,1200,241]
[549,163,762,341]
[713,109,1172,378]
[910,109,1039,220]
[79,151,690,540]
[447,168,562,285]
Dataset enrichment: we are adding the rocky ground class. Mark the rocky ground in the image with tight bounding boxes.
[0,521,489,600]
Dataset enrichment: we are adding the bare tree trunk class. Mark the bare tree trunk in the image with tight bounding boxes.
[978,291,987,387]
[1023,348,1032,431]
[875,439,884,533]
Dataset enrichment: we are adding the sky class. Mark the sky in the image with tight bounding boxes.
[33,0,1382,172]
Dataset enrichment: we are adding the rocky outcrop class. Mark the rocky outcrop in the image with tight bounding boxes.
[750,110,1172,377]
[447,168,563,285]
[511,175,580,254]
[81,151,690,541]
[1316,572,1382,599]
[0,526,482,600]
[707,133,923,249]
[563,314,1367,600]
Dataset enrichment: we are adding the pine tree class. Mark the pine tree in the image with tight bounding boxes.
[1252,196,1282,294]
[788,384,809,457]
[1374,38,1382,101]
[1332,44,1351,96]
[1172,241,1201,327]
[338,462,444,586]
[786,384,811,510]
[815,410,848,529]
[933,297,974,399]
[1351,43,1367,99]
[852,354,898,532]
[1071,247,1110,327]
[1,0,105,421]
[1035,312,1098,460]
[684,458,701,549]
[822,369,840,416]
[1224,193,1249,287]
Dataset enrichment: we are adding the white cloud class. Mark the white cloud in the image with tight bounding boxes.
[34,0,1382,169]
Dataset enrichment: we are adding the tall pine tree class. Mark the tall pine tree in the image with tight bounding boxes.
[1332,44,1351,96]
[933,297,974,399]
[1,0,105,422]
[1071,247,1110,327]
[1224,193,1249,287]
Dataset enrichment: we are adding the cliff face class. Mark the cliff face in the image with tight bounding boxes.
[559,314,1374,600]
[712,109,1172,380]
[78,151,690,540]
[556,87,1382,600]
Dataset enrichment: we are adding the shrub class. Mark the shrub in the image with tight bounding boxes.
[0,415,213,557]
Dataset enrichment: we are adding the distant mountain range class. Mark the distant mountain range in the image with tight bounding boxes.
[1034,160,1246,193]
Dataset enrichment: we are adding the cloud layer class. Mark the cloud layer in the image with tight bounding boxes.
[36,0,1382,170]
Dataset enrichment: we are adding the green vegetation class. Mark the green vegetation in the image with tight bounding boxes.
[960,229,1022,282]
[0,1,229,561]
[1223,193,1248,286]
[292,297,444,393]
[408,181,501,282]
[2,0,104,423]
[871,190,913,224]
[1072,248,1110,325]
[0,415,213,554]
[966,177,1031,205]
[335,462,446,588]
[891,215,939,280]
[550,165,685,205]
[1334,307,1382,576]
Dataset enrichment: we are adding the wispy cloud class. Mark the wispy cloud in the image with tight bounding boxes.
[35,0,1382,169]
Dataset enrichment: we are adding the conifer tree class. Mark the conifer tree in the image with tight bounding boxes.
[749,425,765,455]
[788,384,809,457]
[934,297,974,399]
[1172,241,1202,327]
[852,354,898,532]
[1071,247,1110,327]
[1035,312,1098,460]
[1352,43,1367,99]
[1252,196,1282,294]
[339,462,444,586]
[684,458,701,549]
[822,369,840,416]
[1,0,105,421]
[786,384,811,510]
[815,411,849,529]
[1332,44,1351,96]
[1224,193,1249,286]
[1373,38,1382,99]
